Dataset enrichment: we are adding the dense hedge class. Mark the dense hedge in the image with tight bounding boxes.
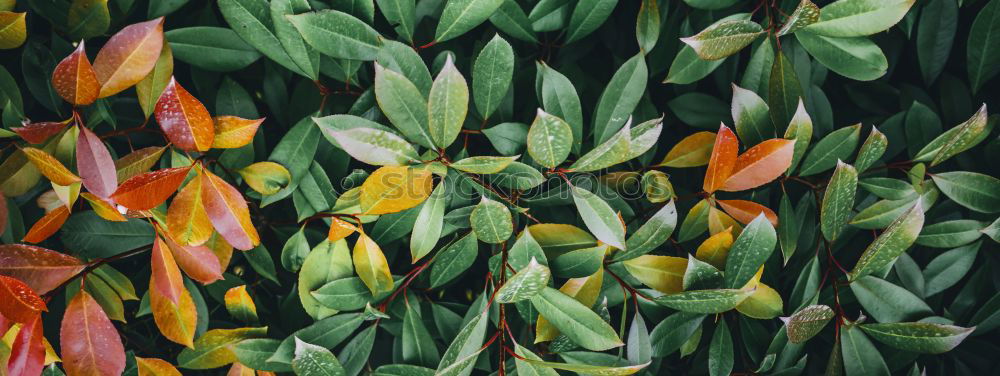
[1,0,1000,375]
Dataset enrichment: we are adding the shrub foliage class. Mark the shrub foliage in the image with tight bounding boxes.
[1,0,1000,375]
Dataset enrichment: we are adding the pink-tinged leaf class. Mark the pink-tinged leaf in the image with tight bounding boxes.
[148,272,197,347]
[110,166,190,210]
[92,17,164,98]
[10,122,68,144]
[720,139,795,192]
[154,78,215,152]
[162,233,222,285]
[76,126,118,198]
[0,275,47,323]
[150,236,184,304]
[717,199,779,227]
[52,41,100,106]
[703,124,738,193]
[7,313,45,376]
[22,205,70,243]
[80,192,127,222]
[201,170,260,251]
[212,116,264,149]
[166,174,212,246]
[0,244,85,294]
[60,290,126,376]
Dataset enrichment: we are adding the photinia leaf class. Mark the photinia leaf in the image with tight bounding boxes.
[654,289,753,314]
[623,255,686,294]
[114,146,166,183]
[410,182,446,262]
[76,125,117,199]
[717,199,778,227]
[201,169,260,250]
[359,166,433,215]
[212,116,264,149]
[470,196,513,244]
[730,83,771,146]
[292,337,346,376]
[849,202,924,281]
[859,322,973,354]
[111,166,190,210]
[798,123,861,176]
[571,185,626,250]
[177,327,268,369]
[681,19,764,60]
[287,10,382,61]
[60,290,126,376]
[92,17,164,98]
[449,155,517,174]
[80,192,126,221]
[777,0,821,36]
[472,34,513,120]
[135,357,182,376]
[820,161,858,242]
[527,109,573,169]
[708,319,734,376]
[496,258,550,303]
[703,124,738,193]
[0,11,26,49]
[373,63,434,149]
[402,298,439,366]
[723,214,776,289]
[0,244,85,294]
[436,308,488,376]
[931,171,1000,214]
[10,121,68,144]
[735,282,783,319]
[427,56,469,149]
[22,147,81,186]
[804,0,915,37]
[720,138,794,192]
[0,275,47,323]
[616,200,677,261]
[135,42,173,119]
[854,127,887,173]
[161,233,222,285]
[529,287,623,351]
[22,205,70,243]
[537,62,584,154]
[434,0,505,43]
[51,42,99,106]
[7,313,45,376]
[659,131,716,167]
[795,31,888,81]
[154,77,215,152]
[238,161,291,196]
[353,231,394,295]
[786,305,834,344]
[569,119,632,172]
[592,53,647,145]
[323,127,420,166]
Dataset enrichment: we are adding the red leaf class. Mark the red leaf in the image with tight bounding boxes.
[703,124,738,193]
[76,126,118,199]
[0,244,85,294]
[60,290,126,376]
[162,233,222,285]
[22,206,70,243]
[0,275,46,323]
[154,78,215,152]
[110,166,191,210]
[10,122,68,144]
[150,236,184,304]
[717,199,779,227]
[7,313,45,376]
[720,139,795,192]
[93,18,165,98]
[52,41,100,106]
[201,170,259,250]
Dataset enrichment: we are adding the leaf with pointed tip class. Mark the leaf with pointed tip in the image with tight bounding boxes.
[931,171,1000,213]
[0,244,85,294]
[0,275,46,323]
[52,42,99,105]
[538,62,583,154]
[61,290,126,376]
[135,357,182,376]
[859,323,972,354]
[735,282,783,318]
[717,200,778,227]
[915,105,992,166]
[804,0,915,37]
[436,308,488,376]
[654,289,753,313]
[161,234,222,285]
[428,57,468,148]
[786,305,834,343]
[470,196,512,244]
[11,122,67,144]
[201,169,260,250]
[472,35,513,120]
[798,124,861,176]
[496,258,551,303]
[659,131,716,167]
[353,232,394,295]
[135,42,173,118]
[223,285,258,324]
[22,147,80,186]
[429,232,478,288]
[435,0,505,43]
[572,185,626,250]
[292,338,346,376]
[720,139,794,192]
[683,254,723,291]
[854,127,887,173]
[239,161,291,196]
[286,10,381,60]
[23,205,70,243]
[821,161,858,242]
[79,192,126,221]
[359,166,433,215]
[114,146,166,183]
[703,124,738,192]
[177,327,268,369]
[681,19,764,60]
[849,202,924,281]
[374,63,434,148]
[569,120,632,172]
[527,109,573,168]
[795,31,888,81]
[325,127,420,166]
[75,126,117,199]
[0,11,26,49]
[450,156,517,174]
[111,166,189,210]
[777,0,821,36]
[850,276,932,323]
[731,84,771,146]
[212,116,264,149]
[723,214,776,288]
[271,0,319,79]
[92,17,164,98]
[410,182,446,262]
[402,299,439,366]
[154,78,215,152]
[592,53,647,145]
[165,174,211,247]
[623,255,686,294]
[530,287,623,351]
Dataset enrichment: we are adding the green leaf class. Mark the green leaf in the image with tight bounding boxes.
[428,57,469,149]
[218,0,309,77]
[374,63,434,149]
[269,314,364,365]
[741,38,774,93]
[592,53,647,144]
[683,254,723,291]
[923,241,980,297]
[488,0,538,44]
[470,196,512,243]
[496,258,551,303]
[931,171,1000,213]
[664,42,726,84]
[571,185,626,250]
[627,313,651,365]
[435,309,488,376]
[916,220,985,248]
[514,355,648,376]
[293,338,346,376]
[472,34,514,120]
[850,276,932,323]
[280,228,310,272]
[165,27,262,72]
[491,162,544,190]
[980,216,1000,243]
[626,117,663,160]
[849,202,924,281]
[731,83,771,147]
[636,0,660,53]
[795,31,888,81]
[723,214,777,289]
[411,182,447,262]
[681,19,764,60]
[338,325,376,376]
[271,0,320,79]
[860,177,916,200]
[916,0,957,84]
[372,364,436,376]
[569,121,632,172]
[450,156,517,174]
[323,127,419,166]
[61,211,153,259]
[513,345,560,376]
[650,311,705,356]
[402,299,440,366]
[375,0,415,43]
[565,0,619,43]
[859,322,973,354]
[312,277,373,311]
[798,123,861,176]
[233,338,287,372]
[287,10,381,60]
[376,40,433,95]
[678,199,711,242]
[527,109,573,168]
[429,232,478,288]
[530,287,624,351]
[820,161,858,242]
[786,305,834,344]
[854,127,887,173]
[804,0,915,37]
[708,320,734,376]
[777,0,821,36]
[840,325,890,376]
[768,50,803,131]
[654,289,753,314]
[435,0,505,43]
[178,327,269,369]
[483,122,528,156]
[508,227,547,269]
[914,105,992,166]
[537,62,583,154]
[784,100,814,174]
[967,0,1000,93]
[552,246,605,278]
[778,194,800,264]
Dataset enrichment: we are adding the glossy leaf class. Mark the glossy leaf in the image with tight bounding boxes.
[529,287,623,351]
[51,42,99,106]
[435,0,505,43]
[703,124,738,193]
[527,109,573,168]
[92,17,165,98]
[472,34,513,120]
[681,19,764,60]
[820,161,858,242]
[428,56,468,148]
[859,323,972,354]
[470,196,512,244]
[931,171,1000,213]
[22,147,80,186]
[202,170,260,250]
[212,116,264,149]
[60,290,126,376]
[849,202,924,281]
[287,10,381,61]
[804,0,915,37]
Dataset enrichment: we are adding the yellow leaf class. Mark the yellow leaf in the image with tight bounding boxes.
[22,147,81,185]
[696,229,734,269]
[224,285,258,324]
[708,207,741,236]
[535,267,604,343]
[81,192,127,221]
[622,255,686,294]
[238,161,290,196]
[0,11,26,49]
[136,357,182,376]
[327,217,357,242]
[149,272,198,348]
[352,231,393,295]
[359,166,433,215]
[167,174,212,245]
[212,116,264,148]
[736,282,783,319]
[658,131,716,167]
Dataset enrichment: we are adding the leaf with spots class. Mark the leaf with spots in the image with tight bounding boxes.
[820,161,858,242]
[51,42,99,105]
[720,138,794,192]
[111,166,190,210]
[428,56,469,148]
[527,109,573,168]
[154,78,215,152]
[703,124,738,193]
[849,202,924,281]
[0,275,47,323]
[22,147,80,186]
[786,305,834,344]
[681,19,764,60]
[201,169,260,250]
[723,214,776,289]
[654,289,753,314]
[860,322,972,354]
[470,196,512,244]
[496,258,550,303]
[0,244,85,294]
[60,290,126,376]
[92,17,164,98]
[212,116,264,149]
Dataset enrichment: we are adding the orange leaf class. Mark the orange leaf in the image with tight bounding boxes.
[0,244,85,294]
[11,121,68,144]
[80,192,127,221]
[212,116,264,149]
[659,131,716,167]
[93,17,164,98]
[154,77,215,151]
[201,170,260,250]
[166,173,212,246]
[149,272,197,348]
[359,166,434,215]
[23,205,70,243]
[22,147,81,186]
[150,236,185,304]
[328,216,357,242]
[8,313,45,376]
[110,166,190,210]
[52,41,100,105]
[703,124,738,193]
[136,357,182,376]
[228,363,257,376]
[720,138,795,192]
[77,126,118,198]
[162,233,222,285]
[0,275,47,323]
[60,290,126,376]
[717,199,779,227]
